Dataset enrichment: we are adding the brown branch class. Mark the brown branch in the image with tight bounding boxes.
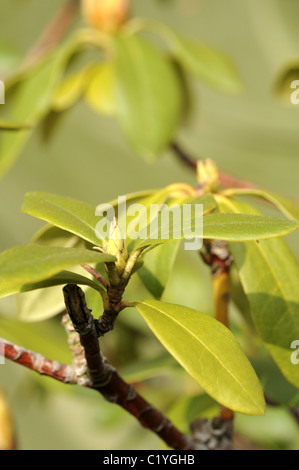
[23,0,80,69]
[63,284,193,450]
[0,338,79,385]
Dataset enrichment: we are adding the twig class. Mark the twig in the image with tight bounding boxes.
[62,284,193,450]
[23,0,80,69]
[81,264,109,290]
[170,142,197,172]
[0,338,79,385]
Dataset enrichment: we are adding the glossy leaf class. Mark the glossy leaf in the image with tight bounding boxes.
[0,120,31,131]
[22,190,158,249]
[168,394,219,434]
[0,245,115,299]
[135,300,265,415]
[1,270,102,300]
[223,188,299,221]
[16,225,92,321]
[137,206,298,249]
[52,65,91,112]
[85,62,116,115]
[121,354,178,382]
[138,240,181,299]
[15,271,103,322]
[217,195,299,389]
[203,212,298,240]
[22,192,102,247]
[114,33,182,159]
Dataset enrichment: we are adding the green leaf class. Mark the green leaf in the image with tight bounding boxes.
[85,62,116,115]
[138,240,181,299]
[135,300,265,415]
[22,190,158,249]
[217,195,299,389]
[52,65,91,112]
[114,33,182,159]
[0,120,31,131]
[223,188,299,221]
[15,271,103,322]
[168,394,219,434]
[15,225,94,321]
[202,212,298,241]
[0,245,115,299]
[136,203,298,249]
[22,192,102,247]
[167,33,243,93]
[0,33,86,177]
[121,353,178,382]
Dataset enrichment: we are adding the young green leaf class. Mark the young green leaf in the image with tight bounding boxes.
[85,62,116,115]
[22,191,157,249]
[0,120,31,131]
[222,188,299,221]
[217,195,299,389]
[114,33,183,159]
[22,192,102,247]
[0,245,115,299]
[135,300,265,415]
[168,394,219,434]
[52,64,92,112]
[138,240,181,299]
[15,224,95,321]
[202,212,298,241]
[136,205,298,249]
[15,271,103,322]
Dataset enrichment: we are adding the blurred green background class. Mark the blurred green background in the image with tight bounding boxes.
[0,0,299,450]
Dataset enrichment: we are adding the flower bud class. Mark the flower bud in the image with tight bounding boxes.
[197,159,219,193]
[106,217,128,275]
[81,0,129,34]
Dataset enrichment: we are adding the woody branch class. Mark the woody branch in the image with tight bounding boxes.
[62,284,193,450]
